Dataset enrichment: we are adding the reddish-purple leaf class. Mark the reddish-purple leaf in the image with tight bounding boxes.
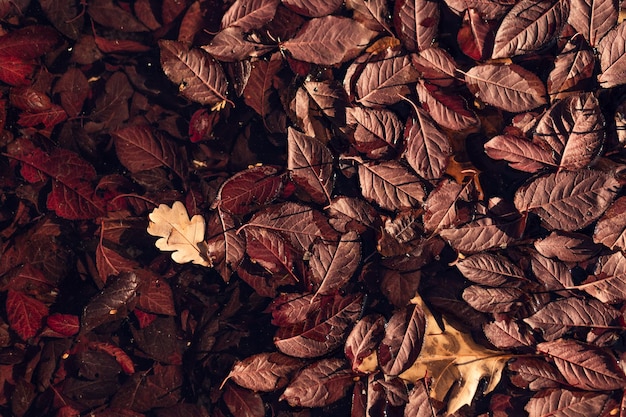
[344,314,385,373]
[0,56,34,86]
[483,319,535,349]
[274,293,363,358]
[206,208,246,283]
[46,313,80,337]
[355,50,420,107]
[0,25,60,59]
[346,0,392,32]
[463,285,524,313]
[287,127,334,204]
[88,0,148,31]
[112,125,187,179]
[282,0,343,17]
[423,178,473,233]
[357,159,426,211]
[514,170,619,232]
[54,68,90,118]
[17,104,67,129]
[537,339,626,390]
[534,231,602,263]
[443,0,511,20]
[245,227,299,282]
[393,0,440,52]
[223,384,265,417]
[82,272,139,332]
[221,0,280,30]
[270,293,321,327]
[491,0,569,59]
[135,270,176,316]
[405,380,439,417]
[457,8,493,61]
[246,202,339,253]
[525,389,610,417]
[484,134,557,173]
[378,304,425,376]
[227,352,304,392]
[159,40,229,106]
[201,27,275,62]
[533,93,604,171]
[439,216,519,254]
[579,251,626,303]
[280,358,354,407]
[39,0,83,39]
[594,196,626,251]
[327,196,379,233]
[530,252,575,292]
[547,37,596,101]
[465,64,547,112]
[347,106,403,159]
[456,252,526,287]
[10,86,52,112]
[568,0,618,47]
[524,298,621,340]
[280,16,377,65]
[310,231,361,296]
[14,145,106,219]
[509,358,565,390]
[6,290,48,340]
[242,54,283,117]
[411,47,459,88]
[213,165,283,215]
[416,81,479,131]
[597,20,626,88]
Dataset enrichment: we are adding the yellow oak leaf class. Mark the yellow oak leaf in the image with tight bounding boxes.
[400,295,512,416]
[147,201,211,267]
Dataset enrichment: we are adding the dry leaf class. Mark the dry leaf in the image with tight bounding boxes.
[147,201,211,266]
[400,296,511,415]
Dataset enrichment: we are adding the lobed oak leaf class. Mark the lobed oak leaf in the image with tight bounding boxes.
[147,201,211,267]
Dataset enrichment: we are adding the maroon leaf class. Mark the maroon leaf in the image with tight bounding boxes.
[223,384,265,417]
[287,127,334,204]
[0,25,60,59]
[112,125,187,179]
[0,56,34,86]
[347,106,403,159]
[423,178,473,233]
[533,93,604,171]
[483,319,535,349]
[243,53,283,117]
[534,231,602,263]
[310,231,361,296]
[344,314,385,373]
[355,50,420,107]
[270,293,321,327]
[17,104,67,129]
[6,290,48,340]
[405,380,439,417]
[282,0,343,17]
[378,304,425,376]
[443,0,511,20]
[537,339,626,390]
[514,170,619,232]
[202,27,275,62]
[456,252,526,287]
[14,145,105,219]
[54,67,90,118]
[393,0,440,52]
[568,0,618,47]
[274,293,363,358]
[206,208,246,283]
[135,270,176,316]
[524,297,621,340]
[246,202,339,253]
[491,0,569,59]
[594,196,626,251]
[227,352,304,392]
[327,196,379,233]
[463,285,524,313]
[547,37,596,101]
[579,251,626,303]
[280,358,354,407]
[159,40,229,106]
[357,159,426,211]
[525,389,610,417]
[597,20,626,88]
[439,216,519,254]
[346,0,392,32]
[484,134,557,173]
[39,0,83,40]
[416,81,479,131]
[465,64,547,112]
[508,358,565,390]
[213,165,284,215]
[458,8,493,61]
[46,313,80,337]
[245,227,299,282]
[410,47,459,88]
[221,0,280,31]
[280,16,377,65]
[82,272,139,332]
[88,0,149,32]
[530,252,575,292]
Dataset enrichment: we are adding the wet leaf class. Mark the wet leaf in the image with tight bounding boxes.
[81,272,139,332]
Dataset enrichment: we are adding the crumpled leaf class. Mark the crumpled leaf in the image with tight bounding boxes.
[400,296,511,415]
[147,201,211,266]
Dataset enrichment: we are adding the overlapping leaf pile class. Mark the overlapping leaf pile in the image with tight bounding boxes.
[0,0,626,416]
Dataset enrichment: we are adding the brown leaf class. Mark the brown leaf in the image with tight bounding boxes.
[393,0,440,52]
[594,196,626,251]
[226,352,304,392]
[357,159,426,211]
[597,20,626,88]
[310,231,361,296]
[81,272,139,332]
[287,128,334,204]
[547,37,596,101]
[568,0,618,47]
[378,304,425,376]
[344,314,386,373]
[525,389,610,417]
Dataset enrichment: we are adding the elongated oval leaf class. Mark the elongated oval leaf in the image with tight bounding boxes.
[410,46,459,87]
[597,20,626,88]
[439,216,519,254]
[594,196,626,251]
[484,134,557,173]
[159,40,228,105]
[280,16,377,65]
[463,285,524,313]
[393,0,440,51]
[344,314,385,373]
[355,51,419,107]
[378,304,425,376]
[221,0,280,31]
[226,352,304,392]
[456,252,527,287]
[347,106,403,159]
[403,107,452,180]
[548,39,596,101]
[358,160,426,211]
[213,165,284,215]
[287,128,334,204]
[514,170,619,231]
[578,251,626,303]
[492,0,569,59]
[465,64,547,112]
[568,0,618,47]
[280,358,353,407]
[310,231,361,296]
[525,389,610,417]
[82,272,139,332]
[6,290,48,340]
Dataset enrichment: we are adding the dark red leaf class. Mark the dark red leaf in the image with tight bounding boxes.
[378,304,425,376]
[17,104,67,129]
[456,252,527,287]
[534,231,602,262]
[87,0,148,32]
[346,0,392,32]
[223,384,265,417]
[280,358,354,407]
[82,272,139,332]
[345,314,385,373]
[245,227,299,282]
[6,290,48,340]
[88,341,135,375]
[39,0,83,40]
[508,358,565,390]
[270,293,321,327]
[280,16,377,65]
[202,27,276,62]
[327,196,379,233]
[10,87,52,112]
[458,8,493,60]
[594,196,626,251]
[347,106,403,159]
[0,56,34,86]
[416,81,478,131]
[46,313,80,337]
[439,216,520,254]
[53,68,90,117]
[580,251,626,303]
[136,270,176,316]
[206,208,246,283]
[423,178,473,233]
[485,133,557,173]
[213,165,284,215]
[226,352,304,392]
[221,0,280,31]
[0,25,60,59]
[287,128,334,204]
[310,231,361,296]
